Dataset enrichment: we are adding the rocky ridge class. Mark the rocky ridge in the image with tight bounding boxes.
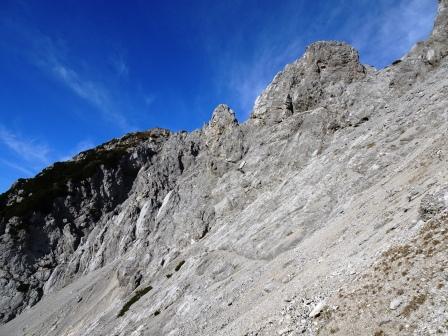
[0,1,447,335]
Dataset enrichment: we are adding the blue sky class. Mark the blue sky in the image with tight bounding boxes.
[0,0,437,192]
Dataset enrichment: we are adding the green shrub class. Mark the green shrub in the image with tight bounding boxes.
[174,260,185,272]
[117,285,153,317]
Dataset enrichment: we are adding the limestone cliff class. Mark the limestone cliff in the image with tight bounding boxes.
[0,1,447,335]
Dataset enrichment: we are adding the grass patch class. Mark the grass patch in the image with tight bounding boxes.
[174,260,185,272]
[401,294,427,317]
[117,285,153,317]
[383,244,412,262]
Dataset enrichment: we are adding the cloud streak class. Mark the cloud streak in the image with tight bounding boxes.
[0,158,34,176]
[51,64,130,129]
[0,126,50,165]
[110,54,130,77]
[0,17,133,131]
[347,0,437,67]
[209,0,436,120]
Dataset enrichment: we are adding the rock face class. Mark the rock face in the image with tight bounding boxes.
[0,1,447,335]
[0,129,171,322]
[252,41,366,124]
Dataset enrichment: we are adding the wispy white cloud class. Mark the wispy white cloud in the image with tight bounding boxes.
[0,126,50,165]
[0,17,133,131]
[50,64,130,129]
[348,0,436,67]
[110,54,129,77]
[0,158,34,176]
[223,53,289,118]
[208,0,436,120]
[208,2,309,118]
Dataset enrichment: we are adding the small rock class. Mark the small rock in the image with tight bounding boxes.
[389,298,402,310]
[264,283,275,293]
[309,300,326,318]
[284,296,293,302]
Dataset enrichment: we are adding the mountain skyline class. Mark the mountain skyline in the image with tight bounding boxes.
[0,0,437,192]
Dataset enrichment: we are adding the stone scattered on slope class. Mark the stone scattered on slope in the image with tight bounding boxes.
[0,1,447,335]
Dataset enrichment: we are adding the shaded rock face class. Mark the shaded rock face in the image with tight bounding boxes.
[0,1,447,335]
[0,129,171,322]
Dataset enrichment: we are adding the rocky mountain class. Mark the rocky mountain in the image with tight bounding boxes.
[0,1,447,335]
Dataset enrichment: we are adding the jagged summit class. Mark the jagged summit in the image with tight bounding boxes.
[208,104,238,129]
[302,41,365,81]
[0,1,447,335]
[251,41,366,124]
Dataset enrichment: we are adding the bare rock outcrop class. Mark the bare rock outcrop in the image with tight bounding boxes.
[0,129,171,322]
[0,1,447,335]
[252,41,366,124]
[390,0,448,90]
[205,104,245,175]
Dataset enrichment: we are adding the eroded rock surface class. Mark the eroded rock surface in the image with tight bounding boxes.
[0,1,447,335]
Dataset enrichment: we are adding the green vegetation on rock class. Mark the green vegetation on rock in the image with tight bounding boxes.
[174,260,185,272]
[117,285,153,317]
[0,132,159,223]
